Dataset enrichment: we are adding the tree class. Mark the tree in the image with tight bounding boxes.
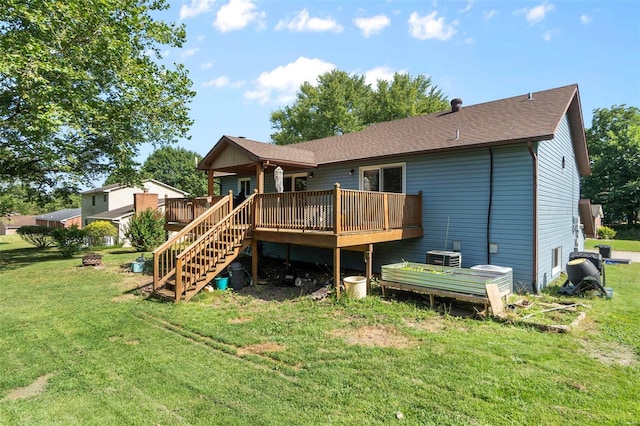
[141,146,209,197]
[0,183,80,216]
[125,209,165,252]
[0,0,195,201]
[582,105,640,224]
[270,70,448,145]
[17,226,55,248]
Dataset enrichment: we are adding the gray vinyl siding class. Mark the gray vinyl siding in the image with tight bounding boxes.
[536,114,581,289]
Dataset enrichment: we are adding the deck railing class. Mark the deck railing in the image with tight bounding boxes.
[174,193,255,301]
[254,184,422,234]
[153,193,233,290]
[165,196,226,224]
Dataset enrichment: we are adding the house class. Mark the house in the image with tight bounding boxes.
[578,199,604,238]
[0,215,36,236]
[156,84,590,301]
[81,179,189,244]
[35,208,82,229]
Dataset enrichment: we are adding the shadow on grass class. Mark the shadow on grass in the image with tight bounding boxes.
[0,246,63,272]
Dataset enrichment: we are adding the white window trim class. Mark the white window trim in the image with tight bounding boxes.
[359,162,406,193]
[552,247,562,276]
[284,172,308,192]
[238,177,251,196]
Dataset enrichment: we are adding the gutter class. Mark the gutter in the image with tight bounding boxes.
[527,141,539,294]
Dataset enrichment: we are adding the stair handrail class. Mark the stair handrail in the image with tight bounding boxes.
[153,193,233,290]
[174,193,256,299]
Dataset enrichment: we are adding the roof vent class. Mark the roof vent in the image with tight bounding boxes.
[451,98,463,112]
[528,92,533,101]
[238,136,246,139]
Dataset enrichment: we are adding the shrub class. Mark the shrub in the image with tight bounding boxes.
[597,226,617,240]
[125,208,165,252]
[52,226,87,258]
[85,220,118,247]
[16,225,55,248]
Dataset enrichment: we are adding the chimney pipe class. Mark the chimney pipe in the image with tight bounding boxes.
[451,98,463,112]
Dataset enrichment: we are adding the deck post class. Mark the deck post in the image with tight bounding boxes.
[208,170,215,196]
[256,163,265,194]
[333,183,341,235]
[365,243,373,293]
[228,190,233,212]
[175,257,183,302]
[252,238,258,287]
[334,247,341,297]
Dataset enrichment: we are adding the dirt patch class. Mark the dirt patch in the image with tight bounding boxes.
[112,293,137,302]
[330,325,413,349]
[403,317,447,333]
[237,342,285,356]
[581,340,636,367]
[228,317,253,324]
[3,373,53,401]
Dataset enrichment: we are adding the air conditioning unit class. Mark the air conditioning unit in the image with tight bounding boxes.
[426,250,461,268]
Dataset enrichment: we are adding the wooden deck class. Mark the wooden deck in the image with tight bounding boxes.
[155,185,423,301]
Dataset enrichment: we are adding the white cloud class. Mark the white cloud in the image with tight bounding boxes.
[408,11,456,41]
[363,66,400,87]
[459,1,474,13]
[483,10,497,20]
[353,15,390,38]
[201,62,214,70]
[214,0,266,32]
[202,76,245,88]
[518,2,555,24]
[580,14,592,24]
[275,9,343,33]
[180,0,216,20]
[180,47,200,60]
[244,57,336,104]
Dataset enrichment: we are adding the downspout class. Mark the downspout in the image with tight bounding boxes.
[527,141,539,294]
[487,148,494,264]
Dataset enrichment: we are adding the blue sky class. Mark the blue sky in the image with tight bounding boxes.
[151,0,640,159]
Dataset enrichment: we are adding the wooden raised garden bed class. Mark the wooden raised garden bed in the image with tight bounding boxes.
[380,262,512,310]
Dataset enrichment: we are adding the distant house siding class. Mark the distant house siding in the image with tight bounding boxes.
[536,114,581,289]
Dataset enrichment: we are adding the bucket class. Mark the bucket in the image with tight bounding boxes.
[214,276,229,291]
[343,276,367,299]
[604,287,613,299]
[131,261,144,273]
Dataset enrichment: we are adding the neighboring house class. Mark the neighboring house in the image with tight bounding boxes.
[35,208,82,229]
[195,84,590,293]
[0,215,36,236]
[81,179,189,244]
[579,199,604,238]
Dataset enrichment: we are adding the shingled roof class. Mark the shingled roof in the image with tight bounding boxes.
[200,84,590,176]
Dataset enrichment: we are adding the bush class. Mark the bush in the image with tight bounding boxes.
[16,225,55,248]
[52,226,87,258]
[125,208,165,252]
[85,220,118,247]
[597,226,617,240]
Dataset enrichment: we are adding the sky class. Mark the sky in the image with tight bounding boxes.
[148,0,640,160]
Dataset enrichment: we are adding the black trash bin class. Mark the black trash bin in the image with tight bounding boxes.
[228,262,245,291]
[598,244,612,259]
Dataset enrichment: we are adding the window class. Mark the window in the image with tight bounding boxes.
[283,173,307,192]
[552,247,562,275]
[360,163,405,193]
[92,195,95,206]
[103,194,107,202]
[238,178,251,197]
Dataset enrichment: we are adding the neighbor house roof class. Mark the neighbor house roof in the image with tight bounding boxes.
[199,84,590,176]
[87,201,166,222]
[35,208,81,222]
[81,179,189,196]
[1,215,36,229]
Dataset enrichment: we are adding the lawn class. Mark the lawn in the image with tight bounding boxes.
[1,235,638,425]
[584,238,640,252]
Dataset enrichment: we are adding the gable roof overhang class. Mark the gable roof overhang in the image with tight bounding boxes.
[197,135,317,175]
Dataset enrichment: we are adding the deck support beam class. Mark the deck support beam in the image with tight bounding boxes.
[252,238,259,287]
[334,247,341,297]
[365,243,373,293]
[208,170,215,196]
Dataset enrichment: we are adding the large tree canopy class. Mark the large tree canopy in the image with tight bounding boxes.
[140,146,209,197]
[270,70,449,145]
[0,0,195,198]
[582,105,640,224]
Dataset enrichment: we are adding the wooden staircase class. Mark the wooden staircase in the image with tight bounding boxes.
[153,193,255,302]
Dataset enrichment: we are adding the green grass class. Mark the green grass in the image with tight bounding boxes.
[584,238,640,252]
[1,235,639,425]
